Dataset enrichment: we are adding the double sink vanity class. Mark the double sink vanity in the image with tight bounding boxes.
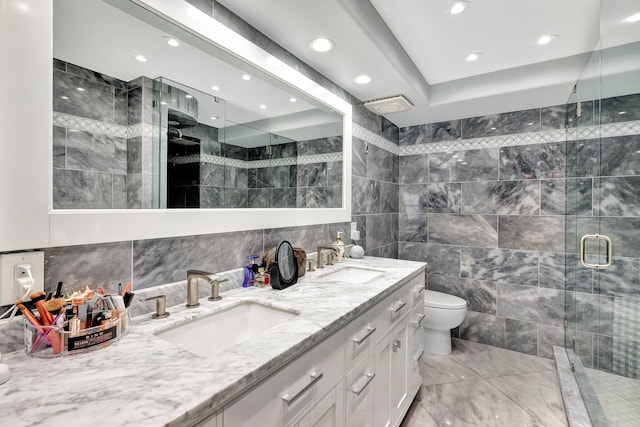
[1,257,425,427]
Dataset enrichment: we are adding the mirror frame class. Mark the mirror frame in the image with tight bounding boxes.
[0,0,351,251]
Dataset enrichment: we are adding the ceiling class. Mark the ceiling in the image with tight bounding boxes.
[216,0,639,128]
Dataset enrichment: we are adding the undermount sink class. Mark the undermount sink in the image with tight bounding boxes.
[156,302,298,357]
[317,266,384,284]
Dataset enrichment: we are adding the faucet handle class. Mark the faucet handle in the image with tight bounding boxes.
[144,295,170,319]
[208,277,229,301]
[187,269,211,277]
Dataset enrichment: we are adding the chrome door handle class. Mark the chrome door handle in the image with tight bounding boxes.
[352,326,376,345]
[350,372,375,396]
[580,234,613,270]
[282,371,323,406]
[412,313,425,327]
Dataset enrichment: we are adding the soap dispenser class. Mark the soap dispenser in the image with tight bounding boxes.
[332,231,346,262]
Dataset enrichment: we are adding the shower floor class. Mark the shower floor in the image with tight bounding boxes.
[586,369,640,427]
[402,339,567,426]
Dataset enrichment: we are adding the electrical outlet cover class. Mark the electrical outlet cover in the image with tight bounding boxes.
[0,251,45,306]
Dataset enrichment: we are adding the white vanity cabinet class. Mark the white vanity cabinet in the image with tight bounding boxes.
[219,272,424,427]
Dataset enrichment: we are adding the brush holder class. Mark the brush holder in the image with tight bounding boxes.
[23,308,131,358]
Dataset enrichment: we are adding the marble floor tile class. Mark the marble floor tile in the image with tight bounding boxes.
[488,371,567,426]
[421,353,481,385]
[451,339,554,378]
[400,398,439,427]
[586,368,640,427]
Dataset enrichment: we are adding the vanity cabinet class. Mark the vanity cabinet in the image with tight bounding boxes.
[219,272,424,427]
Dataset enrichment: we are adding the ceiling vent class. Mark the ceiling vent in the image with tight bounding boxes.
[363,95,413,115]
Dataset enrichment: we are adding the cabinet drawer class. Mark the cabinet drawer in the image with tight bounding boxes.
[408,273,425,308]
[375,283,412,341]
[408,301,425,339]
[346,306,378,368]
[345,352,376,420]
[223,329,345,427]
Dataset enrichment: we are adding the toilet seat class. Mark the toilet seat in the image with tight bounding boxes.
[424,290,466,310]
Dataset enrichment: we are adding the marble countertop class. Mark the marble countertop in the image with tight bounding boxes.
[1,257,425,427]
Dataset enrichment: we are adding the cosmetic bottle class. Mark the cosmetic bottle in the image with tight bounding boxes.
[332,231,346,262]
[254,267,271,288]
[243,255,260,287]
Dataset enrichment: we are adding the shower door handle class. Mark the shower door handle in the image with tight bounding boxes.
[580,234,613,270]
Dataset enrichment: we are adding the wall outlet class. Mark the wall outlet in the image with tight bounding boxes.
[0,251,44,306]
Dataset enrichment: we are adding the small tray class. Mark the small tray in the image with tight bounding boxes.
[24,309,131,358]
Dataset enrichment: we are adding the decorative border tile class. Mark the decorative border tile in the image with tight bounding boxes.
[53,113,152,138]
[352,123,400,155]
[169,152,342,168]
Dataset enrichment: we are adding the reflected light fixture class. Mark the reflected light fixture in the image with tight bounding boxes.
[211,85,220,91]
[537,34,558,45]
[465,52,480,62]
[449,1,469,15]
[242,74,251,81]
[354,74,372,84]
[309,38,334,53]
[185,94,193,99]
[210,116,219,120]
[259,104,266,110]
[289,97,297,103]
[623,12,640,23]
[165,37,180,47]
[135,54,147,62]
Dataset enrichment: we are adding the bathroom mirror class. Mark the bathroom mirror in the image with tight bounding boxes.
[52,0,344,210]
[0,0,351,251]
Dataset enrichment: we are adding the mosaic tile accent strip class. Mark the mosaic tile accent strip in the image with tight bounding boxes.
[396,120,640,156]
[168,152,342,168]
[53,112,152,138]
[353,123,401,155]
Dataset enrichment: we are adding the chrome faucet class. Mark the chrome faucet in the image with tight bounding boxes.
[316,246,337,269]
[186,270,228,308]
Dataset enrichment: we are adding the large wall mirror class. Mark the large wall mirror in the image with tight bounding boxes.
[0,0,351,251]
[53,0,344,211]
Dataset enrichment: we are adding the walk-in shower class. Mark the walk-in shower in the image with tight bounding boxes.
[562,1,640,425]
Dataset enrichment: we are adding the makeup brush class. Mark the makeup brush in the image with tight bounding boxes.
[30,291,53,325]
[30,309,65,354]
[43,298,67,315]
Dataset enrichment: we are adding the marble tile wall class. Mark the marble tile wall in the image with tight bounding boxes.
[398,95,640,375]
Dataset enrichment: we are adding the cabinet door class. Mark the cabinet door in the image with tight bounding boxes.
[194,412,218,427]
[297,382,344,427]
[389,320,409,425]
[373,338,391,427]
[346,388,374,427]
[407,304,425,399]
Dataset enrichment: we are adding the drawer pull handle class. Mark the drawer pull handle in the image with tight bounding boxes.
[412,313,425,327]
[415,285,425,294]
[390,300,406,314]
[352,326,376,345]
[282,371,324,406]
[413,348,425,362]
[392,339,402,352]
[350,372,376,396]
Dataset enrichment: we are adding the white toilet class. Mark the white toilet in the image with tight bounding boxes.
[423,290,467,355]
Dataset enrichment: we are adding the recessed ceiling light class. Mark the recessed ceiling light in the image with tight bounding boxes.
[289,97,297,103]
[309,38,334,53]
[135,54,147,62]
[354,74,372,84]
[259,104,266,110]
[60,96,69,100]
[449,1,469,15]
[242,74,251,81]
[623,12,640,23]
[528,122,534,125]
[490,127,497,130]
[619,111,627,115]
[211,85,220,91]
[537,34,558,45]
[210,116,219,120]
[165,37,180,47]
[465,53,480,62]
[185,94,193,99]
[76,87,85,92]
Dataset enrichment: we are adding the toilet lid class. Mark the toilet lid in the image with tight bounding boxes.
[424,290,467,309]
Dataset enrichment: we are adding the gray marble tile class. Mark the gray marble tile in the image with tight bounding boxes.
[452,338,554,377]
[379,182,398,213]
[430,148,499,183]
[427,183,461,213]
[428,275,496,314]
[598,217,640,258]
[399,154,429,184]
[53,69,116,123]
[200,186,222,208]
[541,178,593,215]
[429,214,498,247]
[301,136,342,155]
[462,180,540,215]
[539,252,592,290]
[44,241,131,295]
[497,283,565,326]
[420,353,480,386]
[352,176,380,215]
[114,88,128,126]
[353,103,381,134]
[381,117,399,144]
[298,163,327,187]
[600,135,640,177]
[566,139,601,178]
[398,213,428,243]
[595,176,640,216]
[462,108,541,138]
[541,104,569,130]
[424,244,460,276]
[399,184,429,213]
[377,242,398,259]
[601,93,640,124]
[595,256,640,298]
[271,188,296,208]
[201,163,225,187]
[366,214,396,250]
[458,311,506,347]
[248,188,269,208]
[488,371,568,426]
[399,400,439,427]
[53,169,113,209]
[223,188,248,208]
[538,324,565,359]
[53,58,66,71]
[326,161,342,187]
[113,174,127,209]
[461,247,539,286]
[505,318,538,355]
[126,173,142,209]
[399,120,461,146]
[366,144,395,183]
[566,292,614,336]
[65,61,127,90]
[352,137,367,178]
[398,241,428,262]
[269,166,290,189]
[500,142,566,180]
[498,216,565,252]
[66,130,127,174]
[53,126,66,168]
[133,230,264,288]
[127,137,142,174]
